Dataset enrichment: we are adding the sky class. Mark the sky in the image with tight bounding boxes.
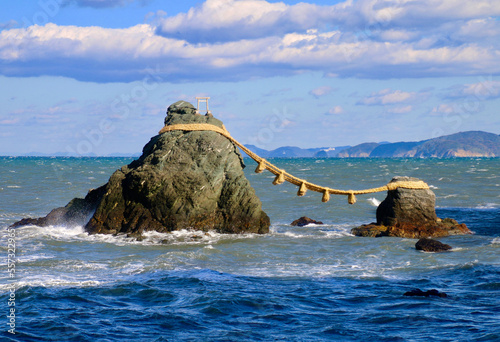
[1,0,500,156]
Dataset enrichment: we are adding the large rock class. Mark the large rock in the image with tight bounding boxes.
[351,176,471,238]
[12,101,270,236]
[376,176,437,226]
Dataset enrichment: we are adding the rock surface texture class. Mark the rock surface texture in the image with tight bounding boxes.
[415,238,452,252]
[351,176,471,238]
[12,101,270,236]
[290,216,323,227]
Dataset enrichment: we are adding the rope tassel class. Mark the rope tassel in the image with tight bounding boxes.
[255,159,266,173]
[297,182,307,196]
[273,171,285,185]
[322,189,330,203]
[348,192,356,205]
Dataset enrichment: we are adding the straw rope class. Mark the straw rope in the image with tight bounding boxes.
[159,123,430,204]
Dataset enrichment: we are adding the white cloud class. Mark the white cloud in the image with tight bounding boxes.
[154,0,500,44]
[431,104,455,114]
[387,105,412,114]
[154,0,333,42]
[445,79,500,100]
[326,106,344,115]
[1,0,500,82]
[358,89,417,105]
[309,86,332,98]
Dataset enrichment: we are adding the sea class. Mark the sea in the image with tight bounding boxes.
[0,156,499,342]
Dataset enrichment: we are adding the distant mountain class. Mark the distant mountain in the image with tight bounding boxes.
[243,145,350,158]
[338,131,500,158]
[337,143,379,158]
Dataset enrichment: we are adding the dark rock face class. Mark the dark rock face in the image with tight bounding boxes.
[12,101,270,236]
[415,238,452,252]
[351,176,471,238]
[10,185,106,228]
[290,216,323,227]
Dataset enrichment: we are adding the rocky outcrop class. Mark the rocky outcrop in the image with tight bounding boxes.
[290,216,323,227]
[12,101,270,236]
[415,238,452,252]
[351,176,471,238]
[10,185,105,228]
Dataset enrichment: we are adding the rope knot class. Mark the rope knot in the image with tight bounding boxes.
[255,159,266,174]
[297,182,307,197]
[273,171,285,185]
[322,189,330,203]
[347,191,356,205]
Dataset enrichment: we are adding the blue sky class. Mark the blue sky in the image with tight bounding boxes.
[1,0,500,155]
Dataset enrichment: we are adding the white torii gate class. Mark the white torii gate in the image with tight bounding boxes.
[195,97,211,115]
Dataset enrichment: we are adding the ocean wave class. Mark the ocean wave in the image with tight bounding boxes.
[16,254,54,263]
[12,224,264,247]
[0,278,104,291]
[367,197,381,207]
[476,203,499,209]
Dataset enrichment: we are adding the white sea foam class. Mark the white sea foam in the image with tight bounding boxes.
[16,254,54,263]
[367,197,381,207]
[476,203,499,209]
[13,223,264,247]
[491,238,500,244]
[6,185,20,188]
[429,184,439,189]
[0,277,104,290]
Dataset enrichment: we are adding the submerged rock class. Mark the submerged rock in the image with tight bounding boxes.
[404,289,448,298]
[415,238,452,252]
[351,176,471,238]
[12,101,270,236]
[290,216,323,227]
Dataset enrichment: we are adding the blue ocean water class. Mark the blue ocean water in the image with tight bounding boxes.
[0,157,499,341]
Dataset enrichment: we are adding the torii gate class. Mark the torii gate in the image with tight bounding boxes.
[195,97,212,115]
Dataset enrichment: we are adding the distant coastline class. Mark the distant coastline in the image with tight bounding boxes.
[4,130,499,158]
[245,130,500,158]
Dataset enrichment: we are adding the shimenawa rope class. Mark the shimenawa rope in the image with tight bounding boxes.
[159,123,429,204]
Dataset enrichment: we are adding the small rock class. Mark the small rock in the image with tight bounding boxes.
[291,216,323,227]
[404,289,448,298]
[415,238,452,252]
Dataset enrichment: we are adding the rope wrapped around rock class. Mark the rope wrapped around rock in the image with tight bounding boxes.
[159,123,430,204]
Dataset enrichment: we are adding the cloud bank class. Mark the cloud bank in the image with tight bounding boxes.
[1,0,499,82]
